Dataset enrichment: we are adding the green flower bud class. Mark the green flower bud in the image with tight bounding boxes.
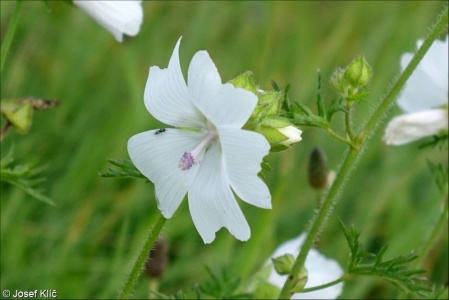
[272,253,295,275]
[290,266,308,293]
[255,117,302,152]
[345,56,372,87]
[329,68,348,95]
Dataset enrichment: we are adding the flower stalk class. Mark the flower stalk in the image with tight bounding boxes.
[277,7,448,299]
[119,210,167,299]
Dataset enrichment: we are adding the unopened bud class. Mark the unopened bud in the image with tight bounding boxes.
[255,118,302,152]
[345,56,372,87]
[272,254,295,275]
[329,68,347,95]
[290,266,308,293]
[308,147,329,190]
[277,126,302,146]
[145,236,169,278]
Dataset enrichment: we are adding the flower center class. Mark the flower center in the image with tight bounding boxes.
[178,127,217,170]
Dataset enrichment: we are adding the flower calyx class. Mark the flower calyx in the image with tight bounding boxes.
[229,71,302,152]
[330,56,372,102]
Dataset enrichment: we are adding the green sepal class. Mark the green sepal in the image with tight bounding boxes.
[1,146,54,205]
[290,266,308,293]
[272,253,295,275]
[344,56,372,88]
[228,71,257,94]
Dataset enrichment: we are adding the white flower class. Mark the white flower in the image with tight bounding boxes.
[384,109,447,145]
[277,126,302,147]
[384,36,448,145]
[267,234,344,299]
[127,38,271,244]
[73,0,143,42]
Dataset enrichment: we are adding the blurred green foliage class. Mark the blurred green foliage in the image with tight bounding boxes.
[1,1,447,299]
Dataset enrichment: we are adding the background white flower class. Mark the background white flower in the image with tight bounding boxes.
[128,38,271,243]
[384,36,448,145]
[73,0,143,42]
[267,234,344,299]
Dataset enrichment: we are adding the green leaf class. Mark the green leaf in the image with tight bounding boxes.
[99,158,146,179]
[419,132,448,150]
[426,160,448,195]
[1,147,53,205]
[198,266,252,299]
[339,220,431,297]
[326,97,346,122]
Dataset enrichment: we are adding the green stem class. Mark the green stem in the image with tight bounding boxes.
[118,210,167,299]
[300,274,349,293]
[345,102,355,141]
[277,7,448,299]
[326,127,353,148]
[1,0,23,73]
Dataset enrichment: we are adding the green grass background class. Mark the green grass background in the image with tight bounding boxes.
[1,1,447,299]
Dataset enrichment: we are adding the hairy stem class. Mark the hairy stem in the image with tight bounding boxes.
[119,210,167,299]
[345,102,355,141]
[277,7,448,299]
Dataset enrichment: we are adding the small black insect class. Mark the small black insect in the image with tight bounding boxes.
[155,128,166,135]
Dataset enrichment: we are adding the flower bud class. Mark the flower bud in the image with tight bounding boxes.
[277,126,302,147]
[145,236,169,278]
[329,68,348,95]
[344,56,372,87]
[272,254,295,275]
[255,117,302,152]
[308,147,330,190]
[290,266,308,293]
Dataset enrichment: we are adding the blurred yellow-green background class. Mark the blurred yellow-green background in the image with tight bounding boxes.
[1,1,447,299]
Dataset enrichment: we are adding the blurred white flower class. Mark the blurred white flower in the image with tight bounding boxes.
[278,125,302,147]
[128,38,271,243]
[73,0,143,42]
[267,234,344,299]
[384,36,448,145]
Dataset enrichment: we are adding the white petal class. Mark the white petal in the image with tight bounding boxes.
[294,249,344,299]
[144,38,205,128]
[267,234,344,300]
[384,109,448,145]
[278,126,303,146]
[127,128,204,218]
[219,128,271,209]
[188,51,258,127]
[188,142,250,243]
[74,0,143,42]
[398,36,448,113]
